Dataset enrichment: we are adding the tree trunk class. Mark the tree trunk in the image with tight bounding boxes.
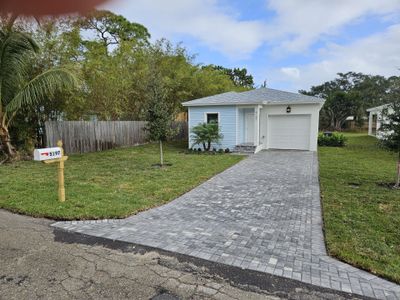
[330,118,335,130]
[207,141,211,151]
[334,119,342,131]
[0,125,17,160]
[202,143,206,151]
[159,140,164,166]
[395,152,400,189]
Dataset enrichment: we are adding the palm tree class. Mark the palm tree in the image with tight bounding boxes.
[0,27,77,161]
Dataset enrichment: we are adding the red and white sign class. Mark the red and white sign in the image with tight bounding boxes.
[33,147,62,161]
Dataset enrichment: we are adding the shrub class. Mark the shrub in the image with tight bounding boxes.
[190,122,223,151]
[218,149,224,154]
[224,148,230,153]
[318,132,347,147]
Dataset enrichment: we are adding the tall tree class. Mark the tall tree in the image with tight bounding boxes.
[324,91,360,130]
[0,12,253,153]
[77,10,150,54]
[230,67,254,88]
[74,11,152,120]
[80,41,139,120]
[27,17,82,146]
[300,72,394,130]
[138,40,241,114]
[0,28,76,160]
[206,65,254,89]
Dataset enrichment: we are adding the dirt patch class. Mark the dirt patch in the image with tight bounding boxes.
[376,182,400,190]
[348,182,361,189]
[151,163,173,168]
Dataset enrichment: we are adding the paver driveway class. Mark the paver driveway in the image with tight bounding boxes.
[54,151,400,299]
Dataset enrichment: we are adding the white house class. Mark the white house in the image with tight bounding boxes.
[367,104,393,138]
[182,88,325,153]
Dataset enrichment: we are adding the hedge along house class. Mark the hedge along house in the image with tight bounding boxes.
[182,88,325,153]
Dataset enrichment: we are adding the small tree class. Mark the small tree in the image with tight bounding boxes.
[380,100,400,188]
[190,122,223,151]
[144,65,176,166]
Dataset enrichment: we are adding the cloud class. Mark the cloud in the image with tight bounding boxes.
[104,0,266,59]
[104,0,400,59]
[264,0,400,53]
[274,24,400,91]
[104,0,400,91]
[280,67,300,79]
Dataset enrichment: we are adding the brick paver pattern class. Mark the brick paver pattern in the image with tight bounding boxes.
[53,151,400,299]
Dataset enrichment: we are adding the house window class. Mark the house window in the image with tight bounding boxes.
[206,113,219,124]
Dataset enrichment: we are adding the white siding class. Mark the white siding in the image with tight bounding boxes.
[260,104,322,151]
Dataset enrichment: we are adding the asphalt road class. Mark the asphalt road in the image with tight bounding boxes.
[0,209,359,300]
[0,209,281,300]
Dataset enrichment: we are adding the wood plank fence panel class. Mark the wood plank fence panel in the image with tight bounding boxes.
[45,121,188,154]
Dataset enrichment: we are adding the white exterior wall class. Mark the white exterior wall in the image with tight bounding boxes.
[367,106,394,138]
[259,103,323,151]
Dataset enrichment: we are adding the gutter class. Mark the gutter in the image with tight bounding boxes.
[182,101,325,107]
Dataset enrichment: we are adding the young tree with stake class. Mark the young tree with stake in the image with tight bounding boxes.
[144,64,176,167]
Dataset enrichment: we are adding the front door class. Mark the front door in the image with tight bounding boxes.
[245,112,255,144]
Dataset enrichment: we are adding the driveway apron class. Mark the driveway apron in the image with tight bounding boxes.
[53,151,400,299]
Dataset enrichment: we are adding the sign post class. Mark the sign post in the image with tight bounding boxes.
[34,140,68,202]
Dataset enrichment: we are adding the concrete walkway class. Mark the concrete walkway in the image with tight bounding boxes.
[53,151,400,299]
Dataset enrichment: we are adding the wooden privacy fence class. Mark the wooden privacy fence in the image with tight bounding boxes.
[45,121,188,154]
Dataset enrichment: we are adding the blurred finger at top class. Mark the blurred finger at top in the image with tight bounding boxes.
[0,0,110,16]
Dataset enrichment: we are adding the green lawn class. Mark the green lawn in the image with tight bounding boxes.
[319,133,400,283]
[0,142,243,220]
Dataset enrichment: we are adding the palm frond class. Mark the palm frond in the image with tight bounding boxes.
[6,68,78,115]
[0,31,39,103]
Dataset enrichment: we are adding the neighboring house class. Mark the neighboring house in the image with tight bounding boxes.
[182,88,325,153]
[343,116,369,131]
[367,104,393,138]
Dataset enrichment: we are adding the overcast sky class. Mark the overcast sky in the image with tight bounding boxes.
[102,0,400,92]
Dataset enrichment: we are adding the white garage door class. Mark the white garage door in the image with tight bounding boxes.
[268,115,311,150]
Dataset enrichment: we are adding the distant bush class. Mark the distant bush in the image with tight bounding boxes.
[318,132,347,147]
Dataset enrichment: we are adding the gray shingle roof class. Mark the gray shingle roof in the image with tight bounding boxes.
[182,88,324,106]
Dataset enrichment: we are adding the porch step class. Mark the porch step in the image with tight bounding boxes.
[233,144,256,154]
